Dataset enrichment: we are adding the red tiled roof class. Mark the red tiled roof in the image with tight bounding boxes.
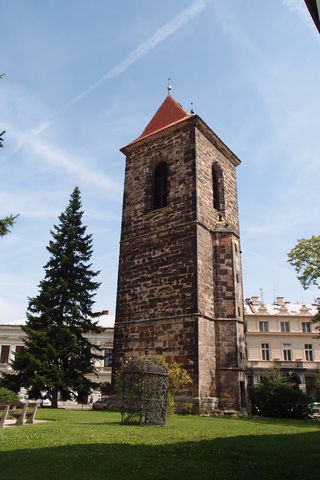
[133,95,191,143]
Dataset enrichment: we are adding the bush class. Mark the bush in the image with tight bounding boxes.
[115,355,192,416]
[154,356,192,416]
[0,387,18,402]
[249,367,312,419]
[182,402,194,415]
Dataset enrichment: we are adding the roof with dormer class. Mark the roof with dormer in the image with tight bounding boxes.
[132,94,191,144]
[244,301,318,316]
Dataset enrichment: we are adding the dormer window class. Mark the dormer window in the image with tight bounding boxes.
[152,162,168,210]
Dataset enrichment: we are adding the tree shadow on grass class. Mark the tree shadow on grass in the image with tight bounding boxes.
[0,431,319,480]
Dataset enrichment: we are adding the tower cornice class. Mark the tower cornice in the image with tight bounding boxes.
[120,114,241,167]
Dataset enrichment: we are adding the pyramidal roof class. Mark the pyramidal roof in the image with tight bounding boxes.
[133,94,191,143]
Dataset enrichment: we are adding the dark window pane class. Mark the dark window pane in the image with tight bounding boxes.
[104,348,113,367]
[153,162,168,210]
[0,345,10,363]
[212,167,220,211]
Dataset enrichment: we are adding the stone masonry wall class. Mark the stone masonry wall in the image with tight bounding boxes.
[195,128,240,233]
[198,316,216,398]
[113,316,198,398]
[116,123,197,323]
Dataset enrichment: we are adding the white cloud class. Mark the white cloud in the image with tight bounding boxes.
[2,126,123,202]
[27,137,122,199]
[0,191,60,219]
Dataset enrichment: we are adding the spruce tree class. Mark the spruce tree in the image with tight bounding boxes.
[0,214,18,236]
[5,187,102,406]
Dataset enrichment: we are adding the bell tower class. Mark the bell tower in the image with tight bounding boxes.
[112,92,247,414]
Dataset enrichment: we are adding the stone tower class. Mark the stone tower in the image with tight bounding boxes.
[112,93,247,414]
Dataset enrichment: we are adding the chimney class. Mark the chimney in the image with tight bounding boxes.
[251,296,259,305]
[101,309,109,316]
[276,297,285,306]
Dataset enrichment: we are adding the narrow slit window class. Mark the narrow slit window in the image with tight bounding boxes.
[212,167,220,211]
[153,162,168,210]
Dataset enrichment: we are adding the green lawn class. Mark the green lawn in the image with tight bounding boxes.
[0,409,319,480]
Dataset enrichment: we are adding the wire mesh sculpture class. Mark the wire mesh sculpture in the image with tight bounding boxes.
[121,357,168,426]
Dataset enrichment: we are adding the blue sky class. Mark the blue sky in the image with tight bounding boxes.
[1,0,319,323]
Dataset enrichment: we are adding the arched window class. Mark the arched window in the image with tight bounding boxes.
[212,166,221,211]
[152,162,168,210]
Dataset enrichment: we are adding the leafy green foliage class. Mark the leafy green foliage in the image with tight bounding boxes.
[182,402,193,414]
[161,356,192,415]
[287,235,320,333]
[0,214,18,237]
[2,187,102,406]
[287,235,320,290]
[314,371,320,393]
[249,367,312,419]
[0,387,18,402]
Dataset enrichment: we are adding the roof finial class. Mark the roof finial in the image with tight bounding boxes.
[167,78,172,96]
[190,102,194,115]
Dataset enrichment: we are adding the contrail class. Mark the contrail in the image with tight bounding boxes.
[5,0,211,171]
[3,0,208,166]
[3,0,208,161]
[59,0,208,114]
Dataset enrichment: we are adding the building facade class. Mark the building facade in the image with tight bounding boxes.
[246,296,320,399]
[2,296,319,403]
[0,314,114,401]
[112,93,247,414]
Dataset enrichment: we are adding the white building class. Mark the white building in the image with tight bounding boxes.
[245,296,320,399]
[0,312,115,400]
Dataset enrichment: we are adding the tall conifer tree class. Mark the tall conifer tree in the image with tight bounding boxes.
[5,187,102,406]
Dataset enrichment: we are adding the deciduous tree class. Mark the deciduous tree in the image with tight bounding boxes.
[288,235,320,290]
[288,235,320,333]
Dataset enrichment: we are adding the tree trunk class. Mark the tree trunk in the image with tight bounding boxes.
[51,388,59,408]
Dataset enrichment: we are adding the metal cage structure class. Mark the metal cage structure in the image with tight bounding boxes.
[121,357,168,426]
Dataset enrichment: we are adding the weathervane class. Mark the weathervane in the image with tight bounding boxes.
[167,78,172,95]
[190,102,194,115]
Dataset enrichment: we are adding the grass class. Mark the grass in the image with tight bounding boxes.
[0,409,319,480]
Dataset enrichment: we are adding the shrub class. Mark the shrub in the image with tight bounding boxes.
[182,402,194,415]
[249,367,312,419]
[155,356,192,416]
[0,387,18,402]
[115,355,192,416]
